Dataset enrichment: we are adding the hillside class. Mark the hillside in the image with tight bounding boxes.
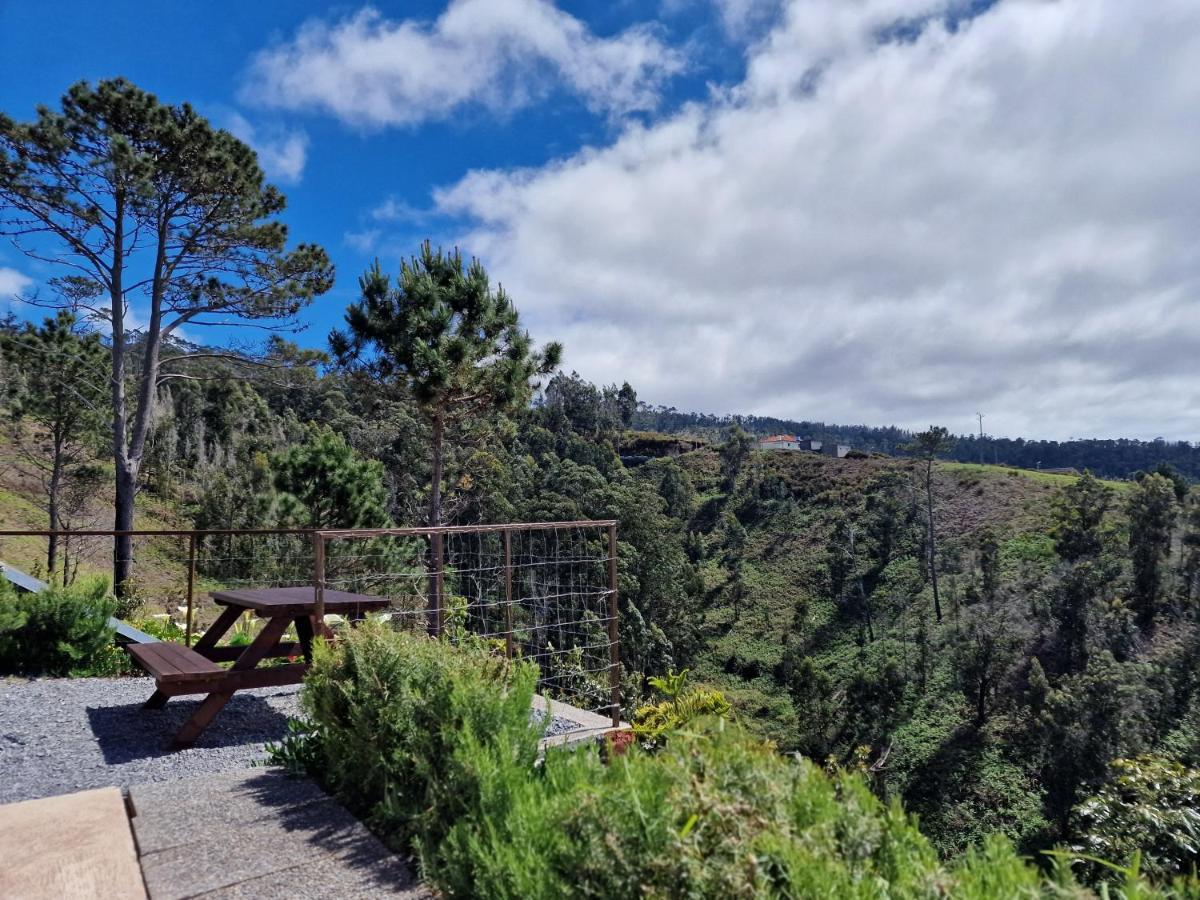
[0,427,191,611]
[633,406,1200,480]
[653,445,1189,856]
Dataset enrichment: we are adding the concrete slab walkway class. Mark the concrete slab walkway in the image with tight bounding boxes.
[128,769,428,899]
[0,787,147,899]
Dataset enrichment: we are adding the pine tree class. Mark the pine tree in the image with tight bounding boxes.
[332,242,561,528]
[0,79,333,595]
[1127,473,1177,628]
[904,425,955,622]
[720,423,754,490]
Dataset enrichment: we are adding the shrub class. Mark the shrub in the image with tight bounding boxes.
[294,628,1199,899]
[632,668,732,748]
[297,620,543,861]
[434,718,950,899]
[0,576,118,676]
[1072,755,1200,883]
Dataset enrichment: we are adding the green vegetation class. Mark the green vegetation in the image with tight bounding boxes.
[0,576,118,676]
[279,625,1200,898]
[283,621,543,862]
[1072,756,1200,883]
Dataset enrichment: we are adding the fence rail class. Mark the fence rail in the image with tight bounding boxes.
[0,521,622,725]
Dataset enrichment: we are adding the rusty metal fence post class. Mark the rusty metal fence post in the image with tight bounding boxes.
[428,531,444,637]
[313,532,326,633]
[503,528,515,658]
[184,533,197,647]
[607,523,621,727]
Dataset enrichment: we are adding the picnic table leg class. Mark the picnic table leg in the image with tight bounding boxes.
[171,615,291,749]
[294,615,315,663]
[141,605,244,711]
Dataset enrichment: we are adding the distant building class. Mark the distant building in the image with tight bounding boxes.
[758,435,829,454]
[758,434,804,451]
[821,443,851,459]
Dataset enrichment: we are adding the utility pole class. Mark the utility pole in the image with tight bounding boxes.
[976,412,985,464]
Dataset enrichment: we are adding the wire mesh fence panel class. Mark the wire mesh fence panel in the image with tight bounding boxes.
[322,522,619,721]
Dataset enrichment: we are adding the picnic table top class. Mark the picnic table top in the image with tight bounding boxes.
[210,586,391,615]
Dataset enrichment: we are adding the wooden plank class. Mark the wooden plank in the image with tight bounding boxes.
[0,787,146,899]
[127,643,182,678]
[127,642,224,684]
[191,604,243,654]
[210,586,389,614]
[220,664,308,691]
[200,642,302,663]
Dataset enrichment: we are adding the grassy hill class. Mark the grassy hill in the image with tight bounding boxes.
[0,427,191,612]
[661,447,1153,855]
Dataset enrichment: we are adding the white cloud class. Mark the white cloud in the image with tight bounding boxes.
[242,1,684,126]
[0,266,32,307]
[226,113,309,183]
[344,228,382,254]
[434,0,1200,440]
[711,0,783,40]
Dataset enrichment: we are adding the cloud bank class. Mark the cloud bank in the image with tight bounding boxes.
[430,0,1200,440]
[243,1,684,126]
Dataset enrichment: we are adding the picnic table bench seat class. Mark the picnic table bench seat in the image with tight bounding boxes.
[127,641,224,690]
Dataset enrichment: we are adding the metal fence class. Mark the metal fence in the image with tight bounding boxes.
[0,521,621,725]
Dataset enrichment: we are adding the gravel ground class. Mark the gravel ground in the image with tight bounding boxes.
[530,707,588,738]
[0,676,302,804]
[0,676,589,804]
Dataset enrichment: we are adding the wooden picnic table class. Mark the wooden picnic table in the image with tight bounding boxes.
[126,586,389,749]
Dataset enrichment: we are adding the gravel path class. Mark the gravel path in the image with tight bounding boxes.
[0,676,301,804]
[0,676,591,805]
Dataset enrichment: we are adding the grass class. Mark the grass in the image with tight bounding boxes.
[942,461,1128,490]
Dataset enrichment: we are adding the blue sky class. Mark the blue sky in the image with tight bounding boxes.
[0,1,750,343]
[3,1,1200,441]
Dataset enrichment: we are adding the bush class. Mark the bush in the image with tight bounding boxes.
[297,620,543,861]
[1072,756,1200,883]
[434,718,949,899]
[292,627,1200,899]
[0,576,119,676]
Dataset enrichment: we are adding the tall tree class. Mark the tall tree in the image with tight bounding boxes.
[1127,473,1177,628]
[1051,472,1113,563]
[0,79,333,594]
[1,311,109,574]
[333,242,560,528]
[269,426,392,530]
[720,423,754,490]
[904,425,955,622]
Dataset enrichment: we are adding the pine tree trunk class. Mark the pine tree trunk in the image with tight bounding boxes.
[429,413,443,527]
[112,217,168,599]
[926,460,942,622]
[109,195,135,597]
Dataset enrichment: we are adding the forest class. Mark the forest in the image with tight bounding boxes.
[2,79,1199,891]
[635,406,1200,480]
